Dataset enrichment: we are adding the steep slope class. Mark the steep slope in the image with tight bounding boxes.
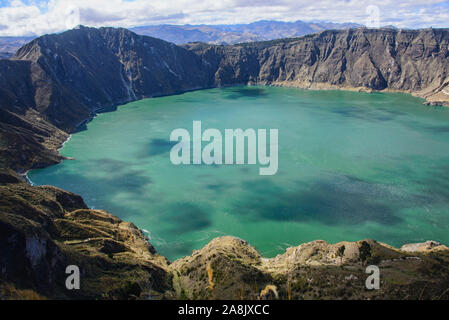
[11,26,207,132]
[187,28,449,104]
[0,59,68,171]
[0,169,173,299]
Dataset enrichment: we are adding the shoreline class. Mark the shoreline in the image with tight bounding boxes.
[58,134,72,152]
[22,170,33,186]
[23,134,73,187]
[266,81,449,107]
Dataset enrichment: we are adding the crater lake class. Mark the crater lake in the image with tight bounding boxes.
[29,86,449,260]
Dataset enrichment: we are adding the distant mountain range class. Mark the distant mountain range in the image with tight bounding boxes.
[0,20,363,58]
[0,36,34,59]
[130,20,363,45]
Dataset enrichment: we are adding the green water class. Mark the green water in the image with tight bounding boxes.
[29,86,449,260]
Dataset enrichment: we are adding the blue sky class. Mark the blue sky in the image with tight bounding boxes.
[0,0,448,36]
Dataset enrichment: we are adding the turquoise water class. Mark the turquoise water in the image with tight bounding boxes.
[29,86,449,261]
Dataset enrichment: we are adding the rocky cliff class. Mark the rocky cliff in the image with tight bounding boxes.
[172,237,449,300]
[1,26,449,300]
[186,27,449,104]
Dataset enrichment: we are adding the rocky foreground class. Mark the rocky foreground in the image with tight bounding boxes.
[1,169,449,300]
[1,26,449,299]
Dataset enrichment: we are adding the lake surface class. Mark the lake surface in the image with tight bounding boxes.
[29,86,449,260]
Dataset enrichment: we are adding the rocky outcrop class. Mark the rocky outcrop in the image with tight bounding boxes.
[400,241,449,252]
[0,169,173,299]
[171,236,449,300]
[187,28,449,105]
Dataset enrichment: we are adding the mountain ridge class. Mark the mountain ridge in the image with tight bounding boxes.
[130,19,363,45]
[0,20,362,59]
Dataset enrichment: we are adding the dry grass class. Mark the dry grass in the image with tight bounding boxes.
[206,263,215,298]
[259,285,279,300]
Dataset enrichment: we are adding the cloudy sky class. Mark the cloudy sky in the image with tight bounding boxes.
[0,0,448,36]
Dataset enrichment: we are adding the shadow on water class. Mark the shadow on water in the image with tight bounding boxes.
[411,164,449,202]
[163,242,197,260]
[40,161,153,219]
[331,106,398,122]
[205,182,233,193]
[162,202,212,235]
[230,175,410,226]
[140,138,178,157]
[422,125,449,133]
[91,158,129,173]
[226,87,268,100]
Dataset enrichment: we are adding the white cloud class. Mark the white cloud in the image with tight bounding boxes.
[0,0,448,36]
